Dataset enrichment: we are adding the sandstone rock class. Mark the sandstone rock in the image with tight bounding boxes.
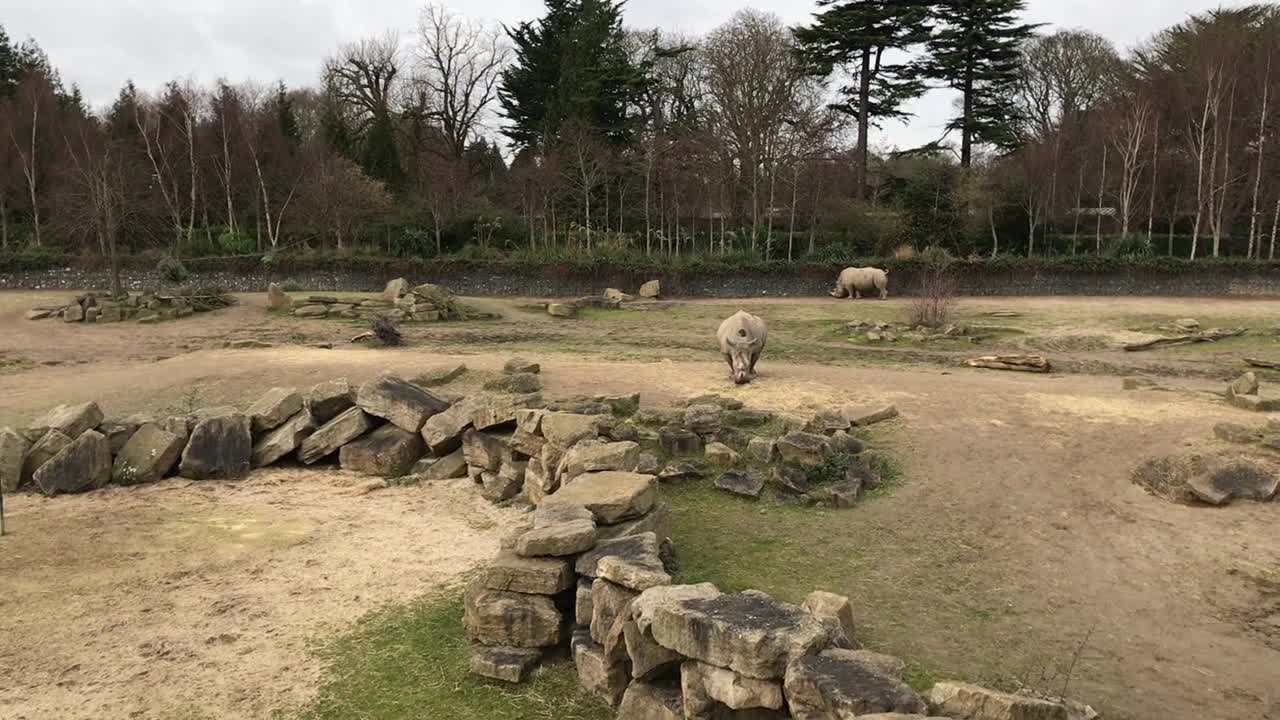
[577,532,662,576]
[542,412,604,448]
[639,280,661,298]
[113,424,185,485]
[829,431,866,456]
[927,682,1069,720]
[160,415,194,443]
[636,452,660,475]
[595,504,671,542]
[98,420,141,454]
[504,358,541,375]
[63,303,85,322]
[25,308,54,320]
[547,302,577,318]
[803,591,856,647]
[845,458,883,491]
[821,649,905,680]
[806,410,852,436]
[644,589,830,679]
[383,277,409,302]
[293,304,328,318]
[247,387,304,433]
[420,398,475,455]
[481,468,524,503]
[472,392,541,431]
[1227,391,1280,412]
[306,378,355,423]
[356,375,449,432]
[597,550,672,592]
[777,432,832,467]
[558,441,641,483]
[524,456,554,505]
[299,407,375,464]
[1186,457,1279,505]
[251,411,318,468]
[747,437,777,463]
[486,373,543,394]
[771,466,811,496]
[657,461,702,483]
[1214,423,1263,444]
[825,480,863,508]
[715,471,764,499]
[424,448,468,480]
[464,579,562,648]
[683,659,785,715]
[543,471,657,524]
[658,427,703,456]
[617,681,683,720]
[469,645,541,683]
[576,579,595,627]
[30,401,104,439]
[591,578,639,645]
[516,518,597,557]
[0,428,32,493]
[572,630,631,707]
[463,430,513,471]
[413,363,468,387]
[705,442,740,465]
[733,408,772,427]
[785,654,927,719]
[1230,372,1260,397]
[22,429,72,486]
[604,288,634,303]
[178,412,251,480]
[684,404,723,436]
[340,424,425,477]
[485,550,574,595]
[34,430,111,496]
[601,392,641,416]
[622,608,683,679]
[685,394,744,411]
[266,282,293,311]
[516,408,549,434]
[845,405,899,427]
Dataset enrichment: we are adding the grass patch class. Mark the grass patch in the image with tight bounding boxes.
[299,591,609,720]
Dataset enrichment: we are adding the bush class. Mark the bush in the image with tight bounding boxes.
[1105,234,1154,257]
[173,284,237,312]
[370,315,403,346]
[908,253,957,329]
[217,230,255,256]
[156,256,189,285]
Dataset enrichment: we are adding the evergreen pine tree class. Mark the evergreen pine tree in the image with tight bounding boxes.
[499,0,651,150]
[360,111,404,191]
[0,25,19,97]
[795,0,932,200]
[922,0,1039,167]
[274,82,301,148]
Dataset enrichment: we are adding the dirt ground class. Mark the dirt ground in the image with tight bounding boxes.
[0,290,1278,720]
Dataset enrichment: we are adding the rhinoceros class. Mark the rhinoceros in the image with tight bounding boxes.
[717,310,768,385]
[831,266,890,300]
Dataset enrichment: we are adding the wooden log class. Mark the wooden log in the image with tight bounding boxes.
[1245,357,1280,370]
[350,331,375,344]
[1123,328,1246,352]
[964,354,1052,373]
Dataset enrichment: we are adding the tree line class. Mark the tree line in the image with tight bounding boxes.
[1,1,1278,264]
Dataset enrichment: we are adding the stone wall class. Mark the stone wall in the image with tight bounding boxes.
[4,260,1280,297]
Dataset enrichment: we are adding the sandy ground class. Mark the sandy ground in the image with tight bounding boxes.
[0,291,1278,719]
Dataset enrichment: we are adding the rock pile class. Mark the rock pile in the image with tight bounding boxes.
[1226,371,1280,412]
[847,320,984,344]
[26,290,204,324]
[1132,451,1279,506]
[284,278,468,323]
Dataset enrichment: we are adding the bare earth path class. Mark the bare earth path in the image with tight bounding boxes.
[0,291,1277,719]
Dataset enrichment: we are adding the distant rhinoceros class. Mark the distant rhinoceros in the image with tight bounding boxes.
[717,310,768,385]
[831,266,890,300]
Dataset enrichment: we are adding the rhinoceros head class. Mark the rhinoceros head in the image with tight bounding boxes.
[727,331,753,384]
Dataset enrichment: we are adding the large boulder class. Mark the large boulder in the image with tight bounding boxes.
[591,578,639,645]
[356,375,449,432]
[776,432,832,467]
[484,550,574,595]
[383,277,409,302]
[927,682,1070,720]
[784,654,927,719]
[298,407,376,464]
[469,645,541,684]
[542,412,605,448]
[33,430,111,496]
[251,411,318,467]
[642,588,830,679]
[639,280,661,298]
[684,405,722,436]
[421,398,476,455]
[481,463,525,503]
[306,378,355,423]
[179,411,252,480]
[29,401,104,439]
[572,630,631,707]
[0,428,31,493]
[247,387,304,434]
[542,471,657,524]
[266,282,292,311]
[1185,457,1279,505]
[682,659,785,715]
[617,681,683,720]
[99,419,142,454]
[113,424,185,485]
[1230,372,1260,397]
[463,430,513,471]
[21,430,72,486]
[463,579,562,648]
[748,437,778,463]
[339,424,425,477]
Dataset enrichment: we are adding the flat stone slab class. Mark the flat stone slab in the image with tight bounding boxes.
[643,589,831,680]
[576,532,662,578]
[484,551,574,595]
[469,645,541,683]
[542,412,604,448]
[927,682,1070,720]
[247,387,303,434]
[299,407,375,464]
[785,654,927,719]
[464,579,562,648]
[1187,458,1279,505]
[422,448,467,480]
[542,471,657,524]
[557,441,641,483]
[516,518,598,558]
[356,375,449,432]
[113,423,185,485]
[715,470,764,498]
[251,411,318,468]
[572,630,631,708]
[339,423,425,477]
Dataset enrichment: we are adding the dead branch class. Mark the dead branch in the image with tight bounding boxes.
[1244,357,1280,370]
[1123,328,1245,351]
[965,355,1052,373]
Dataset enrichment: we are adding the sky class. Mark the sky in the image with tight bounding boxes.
[0,0,1254,151]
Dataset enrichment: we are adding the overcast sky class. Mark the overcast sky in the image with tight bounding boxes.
[1,0,1251,150]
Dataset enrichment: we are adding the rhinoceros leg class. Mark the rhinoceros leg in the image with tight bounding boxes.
[723,353,735,377]
[748,350,760,377]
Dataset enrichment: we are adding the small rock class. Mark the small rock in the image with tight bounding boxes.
[469,645,541,683]
[463,430,513,472]
[598,554,672,592]
[504,358,541,375]
[604,288,633,303]
[547,302,577,318]
[748,436,778,463]
[383,277,409,302]
[928,682,1070,720]
[424,448,468,480]
[806,410,851,436]
[829,431,866,456]
[413,363,468,387]
[541,412,605,448]
[826,479,863,508]
[481,467,524,503]
[684,404,723,436]
[715,471,764,498]
[306,378,355,424]
[617,681,683,720]
[776,431,832,467]
[657,462,702,483]
[266,283,292,311]
[299,407,375,464]
[636,452,660,475]
[658,427,703,456]
[1230,371,1260,397]
[803,591,857,647]
[705,442,740,465]
[485,373,542,394]
[251,411,318,468]
[733,408,772,426]
[558,441,641,484]
[771,466,812,496]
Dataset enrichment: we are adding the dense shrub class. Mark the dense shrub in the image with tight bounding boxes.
[156,256,189,285]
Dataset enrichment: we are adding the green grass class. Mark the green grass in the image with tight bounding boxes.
[299,591,610,720]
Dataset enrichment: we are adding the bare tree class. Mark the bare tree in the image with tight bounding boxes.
[414,4,508,159]
[324,33,400,128]
[1247,56,1271,258]
[1110,93,1152,239]
[7,73,55,247]
[239,84,303,251]
[62,120,125,297]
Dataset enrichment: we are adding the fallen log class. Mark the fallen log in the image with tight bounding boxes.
[965,354,1052,373]
[1123,328,1246,352]
[350,331,375,344]
[1245,357,1280,370]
